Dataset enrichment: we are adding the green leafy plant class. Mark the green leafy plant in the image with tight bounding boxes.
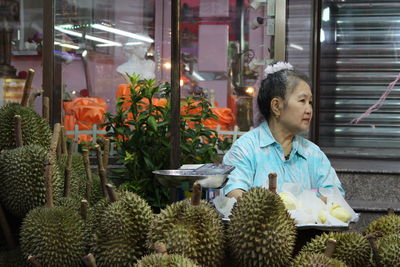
[103,74,223,210]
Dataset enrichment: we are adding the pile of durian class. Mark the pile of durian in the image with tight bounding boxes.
[0,70,399,266]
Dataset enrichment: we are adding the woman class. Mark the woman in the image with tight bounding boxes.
[223,62,344,199]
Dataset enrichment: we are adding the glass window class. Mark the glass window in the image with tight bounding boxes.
[318,0,400,157]
[0,1,43,112]
[50,0,284,136]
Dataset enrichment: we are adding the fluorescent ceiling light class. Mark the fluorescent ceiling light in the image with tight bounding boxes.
[289,43,304,51]
[55,26,122,46]
[125,41,145,46]
[322,7,330,22]
[91,24,154,43]
[192,71,205,81]
[55,26,82,37]
[54,41,80,50]
[96,43,122,47]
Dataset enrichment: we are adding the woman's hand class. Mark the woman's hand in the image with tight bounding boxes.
[227,189,245,199]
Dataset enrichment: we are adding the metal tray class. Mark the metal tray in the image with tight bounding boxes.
[153,164,234,189]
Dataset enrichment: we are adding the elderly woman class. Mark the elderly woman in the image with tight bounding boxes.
[223,62,344,199]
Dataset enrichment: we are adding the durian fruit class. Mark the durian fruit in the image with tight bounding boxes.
[148,182,225,267]
[375,233,400,267]
[292,253,348,267]
[0,144,63,217]
[135,253,200,267]
[135,242,200,267]
[20,206,86,266]
[0,103,51,150]
[365,213,400,236]
[19,123,87,266]
[300,232,371,267]
[291,239,347,267]
[228,186,296,267]
[330,203,352,223]
[92,188,154,266]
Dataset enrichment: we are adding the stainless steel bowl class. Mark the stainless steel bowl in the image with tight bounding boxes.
[153,169,230,189]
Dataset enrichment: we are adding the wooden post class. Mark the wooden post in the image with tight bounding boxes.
[324,239,336,258]
[268,172,277,194]
[27,256,43,267]
[82,253,97,267]
[43,96,50,122]
[80,200,88,221]
[96,145,107,198]
[102,138,110,168]
[82,149,93,203]
[106,184,118,203]
[45,123,61,207]
[191,181,202,206]
[63,139,75,198]
[20,69,35,107]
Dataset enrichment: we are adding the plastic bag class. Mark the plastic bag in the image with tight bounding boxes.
[212,195,237,219]
[320,187,359,223]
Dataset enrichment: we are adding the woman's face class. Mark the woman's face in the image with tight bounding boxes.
[279,80,313,134]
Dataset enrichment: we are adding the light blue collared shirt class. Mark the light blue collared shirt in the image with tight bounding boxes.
[222,121,344,195]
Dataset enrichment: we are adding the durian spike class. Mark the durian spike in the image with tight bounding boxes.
[83,253,98,267]
[82,149,93,203]
[387,208,395,215]
[102,138,110,168]
[20,68,35,107]
[106,184,118,202]
[63,139,75,198]
[60,126,68,155]
[191,181,202,206]
[27,255,43,267]
[268,172,277,194]
[28,89,44,108]
[42,96,50,122]
[324,239,337,258]
[14,115,23,147]
[0,204,16,249]
[153,241,168,255]
[80,200,88,221]
[45,123,62,207]
[365,232,383,267]
[95,144,107,197]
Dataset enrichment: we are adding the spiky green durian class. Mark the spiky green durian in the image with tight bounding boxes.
[0,145,63,217]
[228,187,296,267]
[365,214,400,236]
[291,252,348,267]
[148,199,225,267]
[300,232,370,267]
[0,248,27,267]
[92,191,154,266]
[135,253,200,267]
[20,206,86,266]
[375,233,400,267]
[0,103,51,150]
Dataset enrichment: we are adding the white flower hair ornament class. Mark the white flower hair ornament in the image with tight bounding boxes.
[264,62,294,77]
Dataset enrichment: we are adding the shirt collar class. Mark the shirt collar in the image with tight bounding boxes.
[258,121,307,160]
